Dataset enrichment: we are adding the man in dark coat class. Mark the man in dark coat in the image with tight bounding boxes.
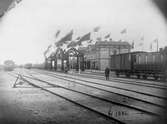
[105,67,110,80]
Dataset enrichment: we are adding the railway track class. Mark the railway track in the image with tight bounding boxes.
[10,72,162,124]
[69,72,167,92]
[72,71,167,90]
[27,70,167,90]
[17,70,167,111]
[9,73,123,124]
[33,70,167,103]
[78,71,167,90]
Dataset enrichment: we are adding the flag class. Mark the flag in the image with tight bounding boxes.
[55,30,60,38]
[118,39,122,42]
[16,0,22,4]
[131,41,134,49]
[153,38,158,43]
[44,50,47,56]
[56,30,73,47]
[150,43,152,51]
[7,0,22,12]
[67,37,80,48]
[139,42,143,46]
[77,32,91,45]
[67,41,77,48]
[120,28,127,34]
[104,34,110,39]
[153,38,159,52]
[88,39,93,43]
[93,26,100,32]
[109,38,112,41]
[140,36,144,41]
[44,45,52,55]
[61,30,73,42]
[96,37,102,41]
[8,2,16,11]
[76,36,81,40]
[47,45,52,50]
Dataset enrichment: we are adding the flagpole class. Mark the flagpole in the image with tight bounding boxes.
[142,45,144,51]
[141,43,143,51]
[79,57,81,74]
[157,39,159,52]
[72,56,73,73]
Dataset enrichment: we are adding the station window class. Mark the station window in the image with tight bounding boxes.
[153,55,155,63]
[138,55,141,64]
[133,55,136,63]
[161,55,164,62]
[145,55,148,64]
[128,54,131,61]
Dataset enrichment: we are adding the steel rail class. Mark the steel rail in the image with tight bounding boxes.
[11,73,125,124]
[78,71,167,89]
[32,70,166,108]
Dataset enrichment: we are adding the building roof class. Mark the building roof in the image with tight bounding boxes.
[78,40,131,53]
[78,47,87,51]
[95,41,131,47]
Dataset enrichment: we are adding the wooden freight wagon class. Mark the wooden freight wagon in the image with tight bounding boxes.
[133,52,167,79]
[110,52,146,77]
[110,51,167,80]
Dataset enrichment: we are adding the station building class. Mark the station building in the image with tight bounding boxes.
[82,40,131,70]
[45,40,131,71]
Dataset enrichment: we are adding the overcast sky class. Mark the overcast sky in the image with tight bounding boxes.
[0,0,167,65]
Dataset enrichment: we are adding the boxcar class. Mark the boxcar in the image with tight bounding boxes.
[110,51,167,80]
[133,52,167,79]
[110,52,145,77]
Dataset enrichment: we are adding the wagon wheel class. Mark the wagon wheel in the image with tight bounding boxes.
[160,75,166,81]
[137,75,140,79]
[126,73,130,78]
[154,75,159,80]
[116,72,119,77]
[143,75,147,79]
[162,70,167,81]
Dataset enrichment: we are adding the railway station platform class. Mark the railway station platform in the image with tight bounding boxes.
[68,69,117,78]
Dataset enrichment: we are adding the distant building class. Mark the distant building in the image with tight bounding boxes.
[82,40,131,70]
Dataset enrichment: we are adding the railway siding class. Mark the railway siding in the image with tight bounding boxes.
[25,72,165,115]
[53,72,167,99]
[34,70,166,107]
[21,74,158,124]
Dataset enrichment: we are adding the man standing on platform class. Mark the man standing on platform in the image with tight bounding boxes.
[105,67,110,80]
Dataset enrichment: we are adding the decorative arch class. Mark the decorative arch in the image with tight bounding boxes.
[64,47,85,71]
[55,47,65,59]
[45,47,85,71]
[66,47,83,57]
